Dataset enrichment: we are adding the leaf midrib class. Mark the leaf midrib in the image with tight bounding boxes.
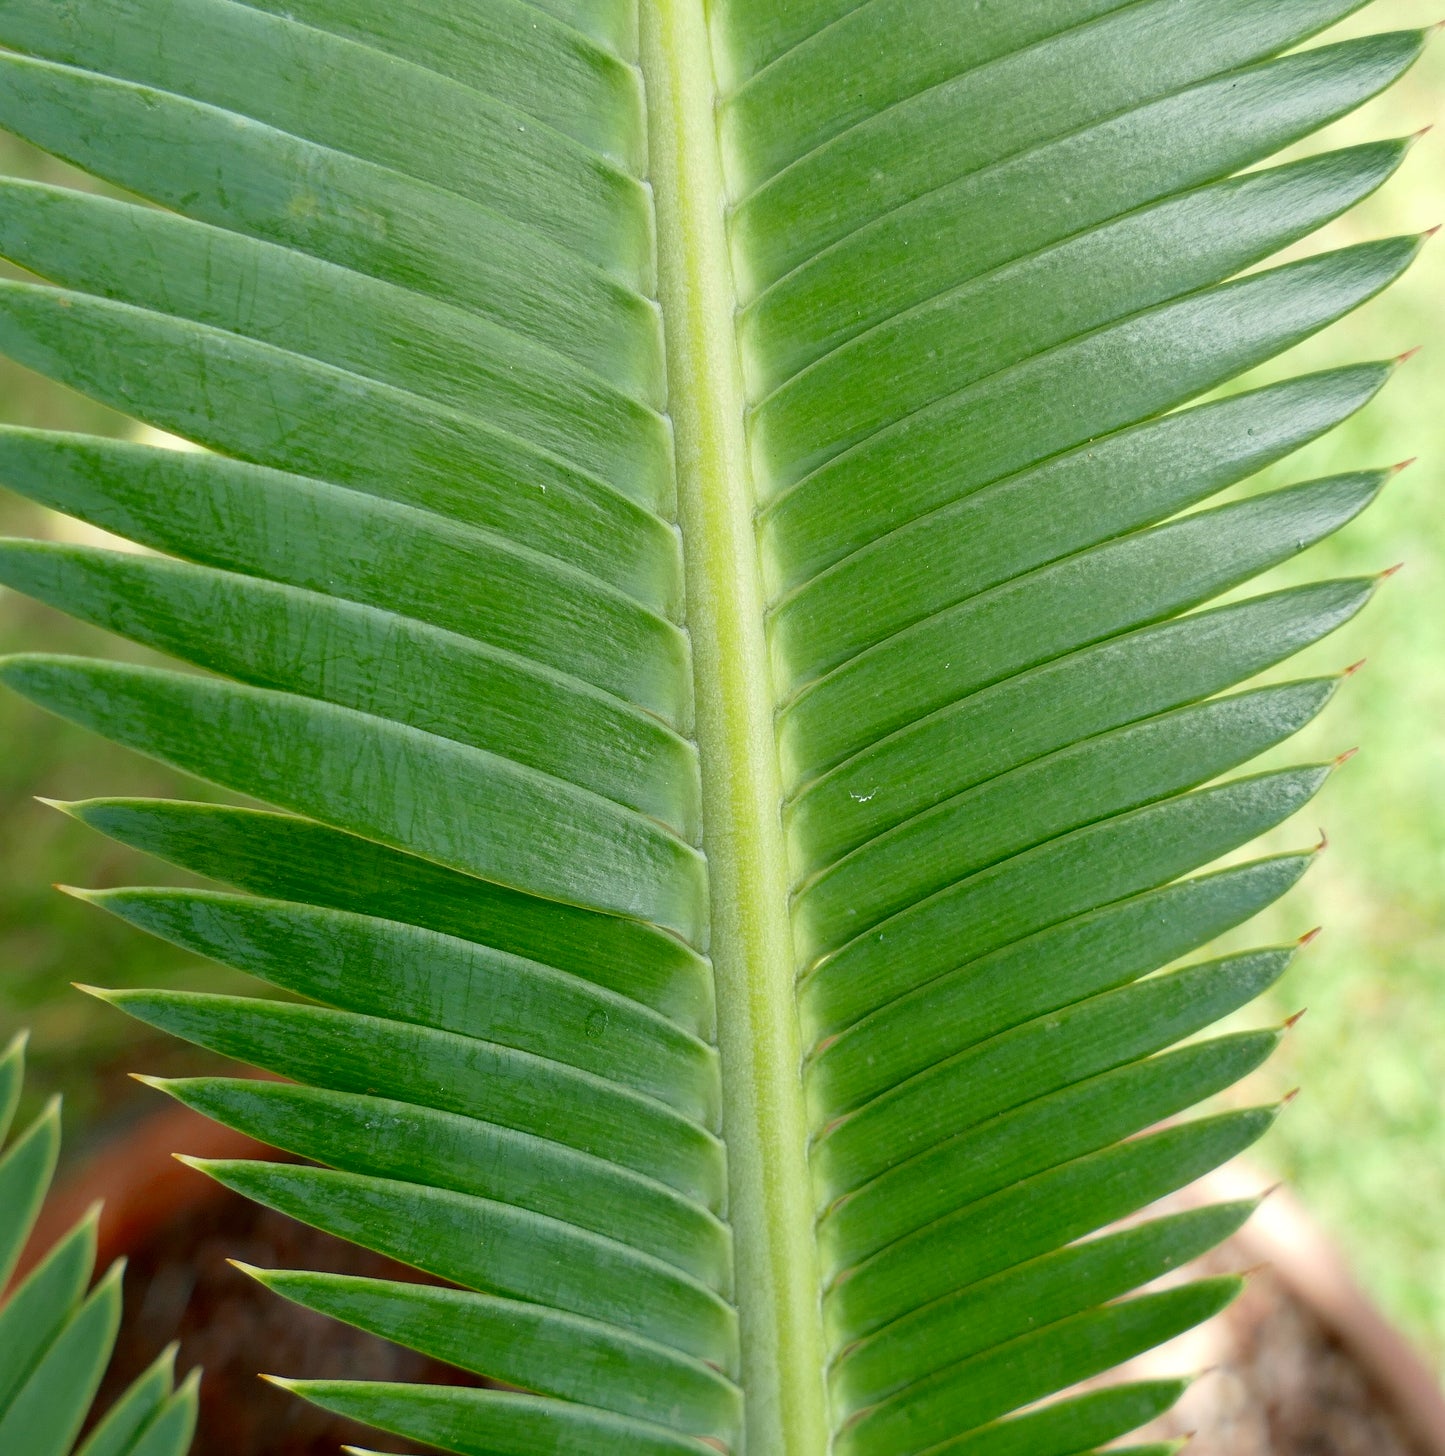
[640,4,829,1452]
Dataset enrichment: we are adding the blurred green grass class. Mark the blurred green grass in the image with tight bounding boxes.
[0,0,1442,1368]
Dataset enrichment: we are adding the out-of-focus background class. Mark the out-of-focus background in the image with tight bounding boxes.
[0,0,1442,1375]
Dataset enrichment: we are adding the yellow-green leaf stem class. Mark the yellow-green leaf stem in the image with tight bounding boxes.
[640,4,828,1451]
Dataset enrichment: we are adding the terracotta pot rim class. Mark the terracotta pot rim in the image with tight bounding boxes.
[17,1098,263,1285]
[1194,1164,1445,1456]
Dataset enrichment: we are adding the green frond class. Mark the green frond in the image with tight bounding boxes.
[0,1036,198,1456]
[0,0,1426,1452]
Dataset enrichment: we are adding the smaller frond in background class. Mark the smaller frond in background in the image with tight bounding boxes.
[0,1030,198,1456]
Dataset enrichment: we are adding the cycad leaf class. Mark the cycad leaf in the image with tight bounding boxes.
[0,0,1425,1452]
[0,1039,198,1456]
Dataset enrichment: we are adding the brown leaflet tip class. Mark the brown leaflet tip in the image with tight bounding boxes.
[1285,1008,1309,1031]
[1389,457,1418,475]
[1395,345,1423,368]
[1298,925,1324,949]
[1281,1087,1303,1107]
[1314,827,1330,853]
[1380,561,1406,581]
[1334,746,1360,769]
[1343,657,1368,678]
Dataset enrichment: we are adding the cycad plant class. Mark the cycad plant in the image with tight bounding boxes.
[0,0,1429,1452]
[0,1034,197,1456]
